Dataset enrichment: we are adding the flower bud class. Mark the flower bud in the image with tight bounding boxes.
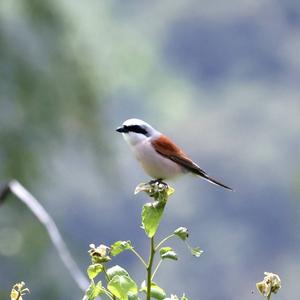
[256,272,281,297]
[88,244,111,263]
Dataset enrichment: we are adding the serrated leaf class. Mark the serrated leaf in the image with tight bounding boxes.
[191,247,203,257]
[110,240,133,256]
[142,201,166,238]
[174,227,189,241]
[82,281,103,300]
[140,281,166,300]
[87,264,104,280]
[159,247,178,260]
[107,265,129,280]
[107,275,138,300]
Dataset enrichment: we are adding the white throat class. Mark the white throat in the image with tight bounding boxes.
[122,131,149,146]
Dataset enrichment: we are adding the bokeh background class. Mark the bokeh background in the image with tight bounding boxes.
[1,0,300,299]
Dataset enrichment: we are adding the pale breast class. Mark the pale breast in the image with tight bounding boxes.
[132,139,184,179]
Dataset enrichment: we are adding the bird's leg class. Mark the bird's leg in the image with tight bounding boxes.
[157,179,168,189]
[149,178,160,185]
[148,178,168,189]
[144,179,170,201]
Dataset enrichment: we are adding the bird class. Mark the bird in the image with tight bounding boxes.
[116,118,233,191]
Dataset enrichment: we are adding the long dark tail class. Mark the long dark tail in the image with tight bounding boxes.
[201,173,233,191]
[186,162,233,191]
[165,154,233,191]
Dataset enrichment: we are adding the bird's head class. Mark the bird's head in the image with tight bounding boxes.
[116,118,160,145]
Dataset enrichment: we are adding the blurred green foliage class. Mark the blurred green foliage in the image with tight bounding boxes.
[0,0,107,185]
[1,0,300,300]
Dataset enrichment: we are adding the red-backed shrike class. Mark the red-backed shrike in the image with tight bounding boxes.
[116,118,232,191]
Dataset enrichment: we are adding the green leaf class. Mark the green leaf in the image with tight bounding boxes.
[159,247,178,260]
[87,264,104,280]
[166,186,175,196]
[107,265,129,280]
[82,281,103,300]
[128,291,140,300]
[190,247,203,257]
[174,227,189,241]
[140,281,166,300]
[142,200,166,238]
[181,293,188,300]
[110,240,133,256]
[107,275,138,300]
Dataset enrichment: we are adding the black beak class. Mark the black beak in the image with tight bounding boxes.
[116,126,128,133]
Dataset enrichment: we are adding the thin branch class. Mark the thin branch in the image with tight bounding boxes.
[130,248,147,267]
[146,236,155,300]
[0,180,89,291]
[155,234,175,251]
[151,259,162,281]
[102,266,116,300]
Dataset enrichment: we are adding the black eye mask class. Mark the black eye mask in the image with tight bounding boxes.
[116,125,149,136]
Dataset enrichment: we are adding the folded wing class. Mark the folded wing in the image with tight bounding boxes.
[152,135,233,191]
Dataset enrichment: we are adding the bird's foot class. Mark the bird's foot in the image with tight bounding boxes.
[149,178,168,188]
[135,179,174,201]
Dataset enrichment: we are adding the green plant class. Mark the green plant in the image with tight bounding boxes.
[82,181,202,300]
[256,272,281,300]
[10,282,29,300]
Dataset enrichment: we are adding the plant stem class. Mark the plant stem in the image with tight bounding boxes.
[131,248,147,267]
[151,259,162,280]
[147,236,155,300]
[103,266,109,282]
[155,234,175,251]
[267,293,271,300]
[103,288,114,300]
[103,266,116,300]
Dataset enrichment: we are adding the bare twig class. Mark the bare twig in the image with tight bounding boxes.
[0,180,89,291]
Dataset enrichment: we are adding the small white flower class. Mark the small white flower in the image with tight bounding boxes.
[256,272,281,297]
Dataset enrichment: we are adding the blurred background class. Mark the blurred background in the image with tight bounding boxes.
[1,0,300,299]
